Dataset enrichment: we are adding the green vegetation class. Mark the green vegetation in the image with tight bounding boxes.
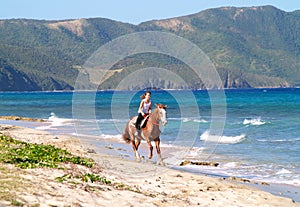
[0,133,94,169]
[55,173,112,184]
[0,6,299,90]
[0,133,116,206]
[0,133,142,205]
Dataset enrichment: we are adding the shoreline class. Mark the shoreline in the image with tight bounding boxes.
[0,123,299,206]
[1,117,300,201]
[86,135,300,203]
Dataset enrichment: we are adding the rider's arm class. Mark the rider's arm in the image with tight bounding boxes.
[148,102,152,114]
[138,100,145,115]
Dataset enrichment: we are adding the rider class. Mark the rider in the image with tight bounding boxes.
[135,91,152,132]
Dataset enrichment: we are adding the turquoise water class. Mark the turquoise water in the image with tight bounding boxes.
[0,88,299,188]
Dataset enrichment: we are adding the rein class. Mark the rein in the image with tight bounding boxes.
[148,109,161,126]
[149,119,160,126]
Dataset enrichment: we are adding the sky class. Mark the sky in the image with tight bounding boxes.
[0,0,299,24]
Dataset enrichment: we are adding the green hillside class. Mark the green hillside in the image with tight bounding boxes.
[139,6,299,88]
[0,18,138,90]
[0,6,299,90]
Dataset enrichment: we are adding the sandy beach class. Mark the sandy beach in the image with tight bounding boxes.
[0,123,299,207]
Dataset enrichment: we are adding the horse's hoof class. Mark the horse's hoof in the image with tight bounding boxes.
[136,157,141,162]
[157,160,165,166]
[148,155,152,159]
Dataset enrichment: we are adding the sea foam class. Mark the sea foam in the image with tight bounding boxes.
[36,112,73,130]
[200,130,246,144]
[243,118,266,126]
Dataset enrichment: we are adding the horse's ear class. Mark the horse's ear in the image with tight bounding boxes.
[155,103,163,108]
[156,103,167,109]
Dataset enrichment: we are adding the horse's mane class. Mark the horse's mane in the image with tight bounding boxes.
[150,103,167,120]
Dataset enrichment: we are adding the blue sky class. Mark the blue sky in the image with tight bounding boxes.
[1,0,299,24]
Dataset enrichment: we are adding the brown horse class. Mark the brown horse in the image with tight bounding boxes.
[123,103,167,164]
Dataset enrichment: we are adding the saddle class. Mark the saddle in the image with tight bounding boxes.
[131,115,149,129]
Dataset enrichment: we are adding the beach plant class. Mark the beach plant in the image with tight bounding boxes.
[0,133,152,204]
[0,133,105,206]
[56,173,112,184]
[0,133,94,169]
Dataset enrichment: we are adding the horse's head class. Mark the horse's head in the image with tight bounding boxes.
[155,103,168,126]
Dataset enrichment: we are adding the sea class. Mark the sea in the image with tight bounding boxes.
[0,88,299,200]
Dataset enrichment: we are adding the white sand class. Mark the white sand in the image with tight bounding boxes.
[0,124,299,207]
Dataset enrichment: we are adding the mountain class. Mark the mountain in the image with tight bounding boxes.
[139,6,300,88]
[0,18,138,90]
[0,6,299,91]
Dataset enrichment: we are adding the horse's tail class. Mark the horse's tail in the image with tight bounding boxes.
[122,132,130,143]
[122,121,131,144]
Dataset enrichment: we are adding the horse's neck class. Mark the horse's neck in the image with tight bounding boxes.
[149,109,159,124]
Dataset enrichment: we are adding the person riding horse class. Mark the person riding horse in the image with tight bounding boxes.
[135,91,152,135]
[123,102,168,164]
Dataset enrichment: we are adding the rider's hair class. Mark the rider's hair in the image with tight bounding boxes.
[140,91,151,100]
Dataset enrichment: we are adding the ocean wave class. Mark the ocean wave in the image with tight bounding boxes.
[99,134,122,140]
[71,132,122,141]
[97,118,128,123]
[276,179,300,186]
[48,112,74,125]
[180,160,300,187]
[257,137,300,143]
[221,162,238,168]
[194,165,300,187]
[257,177,300,187]
[169,117,208,123]
[200,130,246,144]
[243,118,266,126]
[42,115,128,125]
[193,119,208,123]
[276,168,292,175]
[36,112,73,130]
[183,147,206,157]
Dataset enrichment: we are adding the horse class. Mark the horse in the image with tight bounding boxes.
[122,103,167,164]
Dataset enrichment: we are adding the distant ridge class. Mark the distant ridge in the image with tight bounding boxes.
[0,5,299,91]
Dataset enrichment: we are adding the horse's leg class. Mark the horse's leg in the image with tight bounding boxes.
[130,136,141,162]
[135,139,141,150]
[155,138,164,165]
[147,140,153,159]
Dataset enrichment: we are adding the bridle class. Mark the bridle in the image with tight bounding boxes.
[148,108,165,127]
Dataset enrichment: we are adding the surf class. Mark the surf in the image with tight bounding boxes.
[200,130,246,144]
